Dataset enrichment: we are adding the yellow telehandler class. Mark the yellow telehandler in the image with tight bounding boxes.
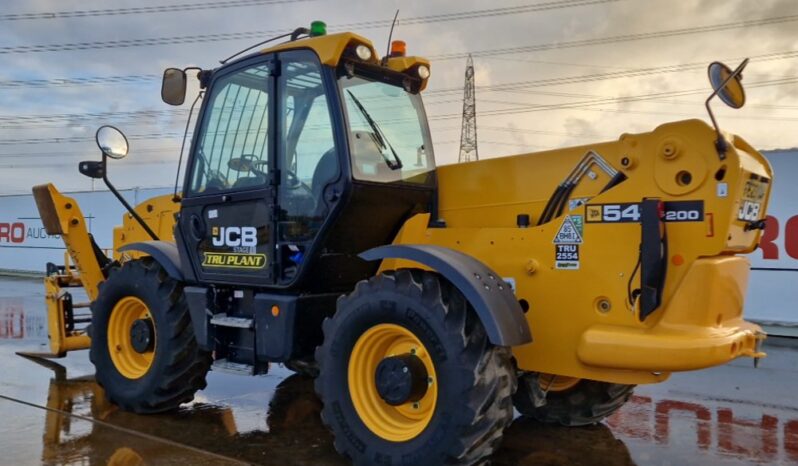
[32,21,770,465]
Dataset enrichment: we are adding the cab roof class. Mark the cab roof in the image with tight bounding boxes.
[260,31,431,90]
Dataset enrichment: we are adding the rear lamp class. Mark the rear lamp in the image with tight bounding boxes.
[390,40,407,57]
[417,65,430,79]
[355,44,373,61]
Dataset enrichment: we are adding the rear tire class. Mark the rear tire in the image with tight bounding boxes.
[89,258,211,413]
[513,372,634,426]
[315,270,516,466]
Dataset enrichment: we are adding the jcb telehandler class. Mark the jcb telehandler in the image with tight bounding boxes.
[32,21,771,465]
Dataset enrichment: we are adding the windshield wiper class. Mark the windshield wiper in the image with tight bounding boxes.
[346,90,403,170]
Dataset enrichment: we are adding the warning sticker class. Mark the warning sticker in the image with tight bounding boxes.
[553,215,583,244]
[555,244,580,270]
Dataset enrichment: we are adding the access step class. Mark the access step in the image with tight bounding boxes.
[209,313,253,329]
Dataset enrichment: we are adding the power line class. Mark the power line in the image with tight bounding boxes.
[426,76,798,121]
[0,0,615,55]
[0,0,312,21]
[4,44,796,95]
[1,75,797,137]
[426,50,798,96]
[430,15,798,61]
[0,74,158,89]
[4,49,796,127]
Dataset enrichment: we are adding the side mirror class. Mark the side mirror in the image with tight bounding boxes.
[705,58,749,160]
[708,61,747,109]
[96,125,129,160]
[162,68,187,106]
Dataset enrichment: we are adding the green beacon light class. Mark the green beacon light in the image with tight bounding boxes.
[310,21,327,37]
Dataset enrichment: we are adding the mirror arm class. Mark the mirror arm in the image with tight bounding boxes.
[704,93,727,160]
[705,58,749,161]
[102,153,160,241]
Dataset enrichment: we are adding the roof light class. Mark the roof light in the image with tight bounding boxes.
[355,44,372,61]
[417,65,430,79]
[390,40,406,57]
[310,20,327,37]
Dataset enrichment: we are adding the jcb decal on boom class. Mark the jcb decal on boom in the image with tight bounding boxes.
[586,201,705,223]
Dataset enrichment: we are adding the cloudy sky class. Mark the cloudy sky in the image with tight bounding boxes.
[0,0,796,194]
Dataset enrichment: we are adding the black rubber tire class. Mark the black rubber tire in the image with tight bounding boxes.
[315,269,516,466]
[283,358,319,378]
[89,258,211,413]
[513,373,635,426]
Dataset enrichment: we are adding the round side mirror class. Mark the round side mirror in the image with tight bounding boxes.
[708,61,746,109]
[96,125,129,160]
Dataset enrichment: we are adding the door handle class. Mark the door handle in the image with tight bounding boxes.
[189,215,205,241]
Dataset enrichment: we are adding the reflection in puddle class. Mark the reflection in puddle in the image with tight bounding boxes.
[5,278,797,465]
[0,298,47,340]
[608,394,798,465]
[32,358,637,466]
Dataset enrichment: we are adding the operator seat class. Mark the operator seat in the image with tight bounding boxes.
[311,148,338,215]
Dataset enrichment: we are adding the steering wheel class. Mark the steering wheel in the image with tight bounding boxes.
[285,169,313,195]
[228,154,265,173]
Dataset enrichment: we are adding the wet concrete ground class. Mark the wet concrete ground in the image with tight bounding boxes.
[1,276,796,465]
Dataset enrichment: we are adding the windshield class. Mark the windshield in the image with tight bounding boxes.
[339,75,435,185]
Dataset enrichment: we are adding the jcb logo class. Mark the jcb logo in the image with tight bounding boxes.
[211,226,257,247]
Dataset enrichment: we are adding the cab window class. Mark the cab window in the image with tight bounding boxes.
[340,74,434,185]
[188,62,272,195]
[276,51,339,280]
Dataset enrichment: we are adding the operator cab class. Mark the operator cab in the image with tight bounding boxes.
[173,32,436,291]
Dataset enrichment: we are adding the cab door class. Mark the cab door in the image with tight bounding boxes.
[179,55,277,286]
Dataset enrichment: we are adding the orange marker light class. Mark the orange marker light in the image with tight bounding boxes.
[271,305,280,317]
[390,40,406,57]
[671,254,685,266]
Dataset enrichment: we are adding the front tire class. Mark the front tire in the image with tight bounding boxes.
[89,258,211,413]
[315,270,516,466]
[513,372,634,426]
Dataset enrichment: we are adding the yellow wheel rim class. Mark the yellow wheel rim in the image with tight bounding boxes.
[348,323,438,442]
[107,447,144,466]
[107,296,155,379]
[538,373,580,392]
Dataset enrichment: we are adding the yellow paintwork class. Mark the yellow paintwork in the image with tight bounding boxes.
[34,184,106,301]
[385,56,431,91]
[263,32,378,67]
[112,194,179,261]
[348,323,437,442]
[33,184,103,355]
[37,30,770,390]
[44,259,91,355]
[383,119,772,385]
[260,32,430,90]
[107,296,156,379]
[33,184,176,356]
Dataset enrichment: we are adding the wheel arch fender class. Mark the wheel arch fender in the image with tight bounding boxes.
[359,244,532,347]
[118,241,184,281]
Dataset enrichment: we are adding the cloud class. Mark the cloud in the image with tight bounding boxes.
[0,0,796,193]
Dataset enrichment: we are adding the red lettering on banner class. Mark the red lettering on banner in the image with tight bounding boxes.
[760,215,779,259]
[0,222,26,243]
[786,419,798,462]
[786,216,798,260]
[717,408,778,461]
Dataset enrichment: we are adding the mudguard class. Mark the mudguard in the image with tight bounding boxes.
[118,241,184,281]
[360,244,532,347]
